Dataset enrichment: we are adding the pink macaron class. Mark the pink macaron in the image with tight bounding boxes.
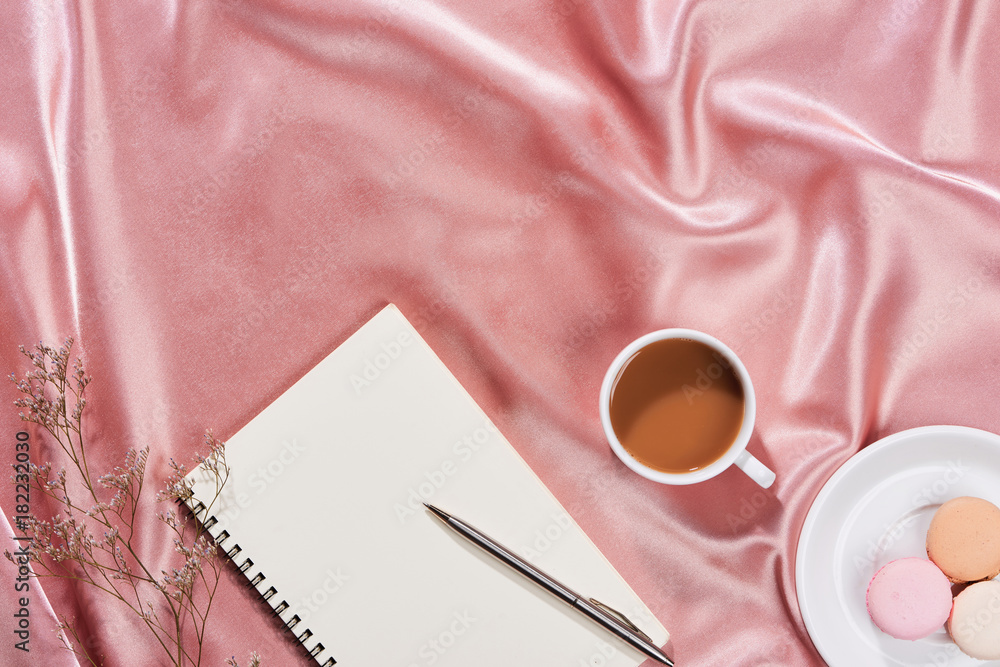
[866,558,953,640]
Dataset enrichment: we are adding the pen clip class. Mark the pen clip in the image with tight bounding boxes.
[588,598,653,644]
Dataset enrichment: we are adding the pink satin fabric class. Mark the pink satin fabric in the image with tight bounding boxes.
[2,1,999,665]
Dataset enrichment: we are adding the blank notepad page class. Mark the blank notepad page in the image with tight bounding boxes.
[186,304,669,666]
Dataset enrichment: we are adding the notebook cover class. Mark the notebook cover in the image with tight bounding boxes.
[185,304,669,666]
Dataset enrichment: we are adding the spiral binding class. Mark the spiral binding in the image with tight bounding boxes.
[183,496,336,666]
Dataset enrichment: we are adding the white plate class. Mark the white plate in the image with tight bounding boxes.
[795,425,1000,666]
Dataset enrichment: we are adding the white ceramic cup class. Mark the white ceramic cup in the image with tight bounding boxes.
[599,329,775,488]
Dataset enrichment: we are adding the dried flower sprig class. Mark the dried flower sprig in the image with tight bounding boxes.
[5,339,260,667]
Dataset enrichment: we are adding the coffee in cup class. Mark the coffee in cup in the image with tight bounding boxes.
[599,329,775,488]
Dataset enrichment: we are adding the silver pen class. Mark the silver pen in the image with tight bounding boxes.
[424,503,674,666]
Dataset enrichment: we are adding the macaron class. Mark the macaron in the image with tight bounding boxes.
[866,558,953,640]
[926,496,1000,583]
[947,579,1000,660]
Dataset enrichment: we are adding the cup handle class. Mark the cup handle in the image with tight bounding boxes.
[734,450,776,489]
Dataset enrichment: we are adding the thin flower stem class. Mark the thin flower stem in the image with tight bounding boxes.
[9,340,255,667]
[195,560,222,665]
[59,615,101,667]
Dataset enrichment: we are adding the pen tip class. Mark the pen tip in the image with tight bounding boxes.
[424,503,450,523]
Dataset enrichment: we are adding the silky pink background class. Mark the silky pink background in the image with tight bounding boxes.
[2,1,999,665]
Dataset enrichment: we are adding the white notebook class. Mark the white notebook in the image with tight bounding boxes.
[185,304,669,666]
